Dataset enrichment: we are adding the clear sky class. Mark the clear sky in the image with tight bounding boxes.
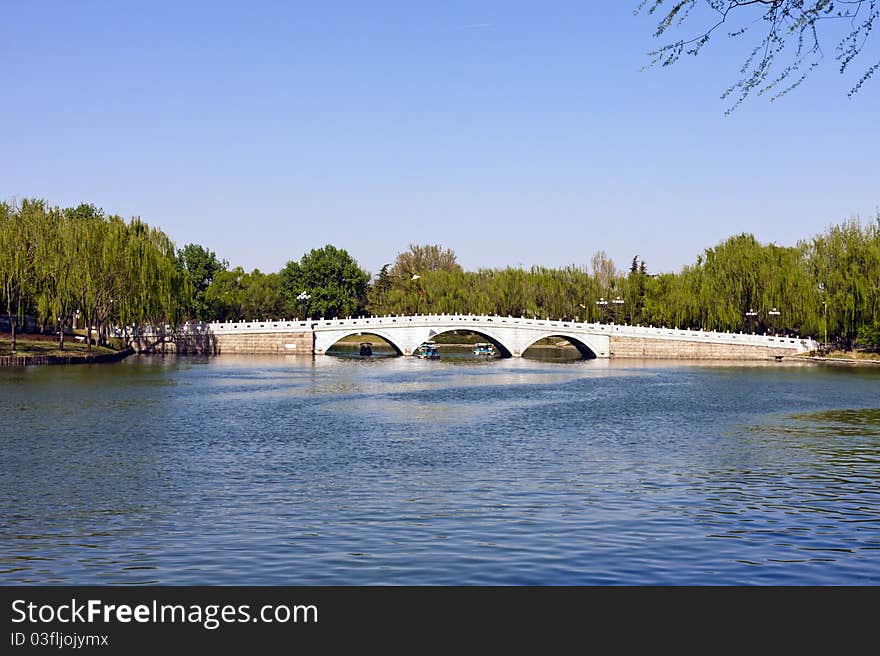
[2,1,878,276]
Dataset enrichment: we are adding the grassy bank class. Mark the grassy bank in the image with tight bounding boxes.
[0,336,119,358]
[806,349,880,364]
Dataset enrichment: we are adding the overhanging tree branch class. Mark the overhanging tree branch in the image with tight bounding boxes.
[637,1,878,111]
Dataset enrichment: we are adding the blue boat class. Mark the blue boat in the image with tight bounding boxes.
[473,342,495,357]
[417,342,440,359]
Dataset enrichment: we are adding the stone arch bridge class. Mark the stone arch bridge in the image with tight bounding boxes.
[156,314,817,360]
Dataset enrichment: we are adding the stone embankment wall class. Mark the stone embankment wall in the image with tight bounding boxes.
[131,331,312,355]
[130,334,217,354]
[212,331,313,355]
[171,334,218,354]
[609,335,798,359]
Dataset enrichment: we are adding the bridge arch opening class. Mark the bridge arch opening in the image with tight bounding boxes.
[521,335,598,360]
[325,332,404,357]
[426,329,513,358]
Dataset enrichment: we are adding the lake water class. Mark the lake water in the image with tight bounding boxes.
[2,355,879,584]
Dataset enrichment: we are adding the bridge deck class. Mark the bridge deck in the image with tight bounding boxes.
[199,314,813,350]
[130,314,817,357]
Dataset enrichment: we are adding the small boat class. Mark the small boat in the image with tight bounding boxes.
[417,341,440,359]
[473,342,495,357]
[359,342,373,356]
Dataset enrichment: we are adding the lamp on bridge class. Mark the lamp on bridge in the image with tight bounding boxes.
[411,274,423,314]
[596,297,608,323]
[612,296,624,323]
[297,291,311,321]
[768,307,780,335]
[745,308,758,333]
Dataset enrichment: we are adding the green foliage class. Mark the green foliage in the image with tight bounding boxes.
[279,245,369,319]
[241,270,282,320]
[857,322,880,349]
[205,268,282,321]
[389,244,461,278]
[365,245,461,315]
[654,233,818,333]
[4,197,879,349]
[205,267,246,321]
[369,259,614,322]
[366,263,393,315]
[626,256,648,324]
[0,199,40,349]
[0,198,189,350]
[809,218,880,340]
[179,244,227,320]
[364,217,880,343]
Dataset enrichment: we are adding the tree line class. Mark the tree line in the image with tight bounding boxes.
[3,197,879,351]
[0,199,186,351]
[363,230,880,349]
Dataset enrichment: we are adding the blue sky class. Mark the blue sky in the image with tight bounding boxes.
[2,1,878,276]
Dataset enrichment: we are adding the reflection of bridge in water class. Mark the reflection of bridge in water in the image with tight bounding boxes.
[178,314,818,360]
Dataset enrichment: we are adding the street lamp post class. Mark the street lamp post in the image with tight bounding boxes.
[612,296,624,323]
[411,274,422,314]
[768,307,780,335]
[297,291,311,321]
[596,297,608,323]
[824,301,828,345]
[745,308,758,333]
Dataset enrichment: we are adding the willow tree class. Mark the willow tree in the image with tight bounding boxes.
[0,200,39,351]
[368,263,617,322]
[35,204,79,349]
[646,232,817,333]
[808,216,880,342]
[91,216,133,346]
[14,200,190,350]
[639,1,879,111]
[117,217,189,340]
[59,213,186,348]
[65,204,107,350]
[368,244,462,314]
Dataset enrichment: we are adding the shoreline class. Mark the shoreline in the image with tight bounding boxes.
[0,347,134,367]
[5,342,878,368]
[800,354,880,366]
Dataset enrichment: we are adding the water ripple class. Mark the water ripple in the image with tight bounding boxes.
[2,356,879,584]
